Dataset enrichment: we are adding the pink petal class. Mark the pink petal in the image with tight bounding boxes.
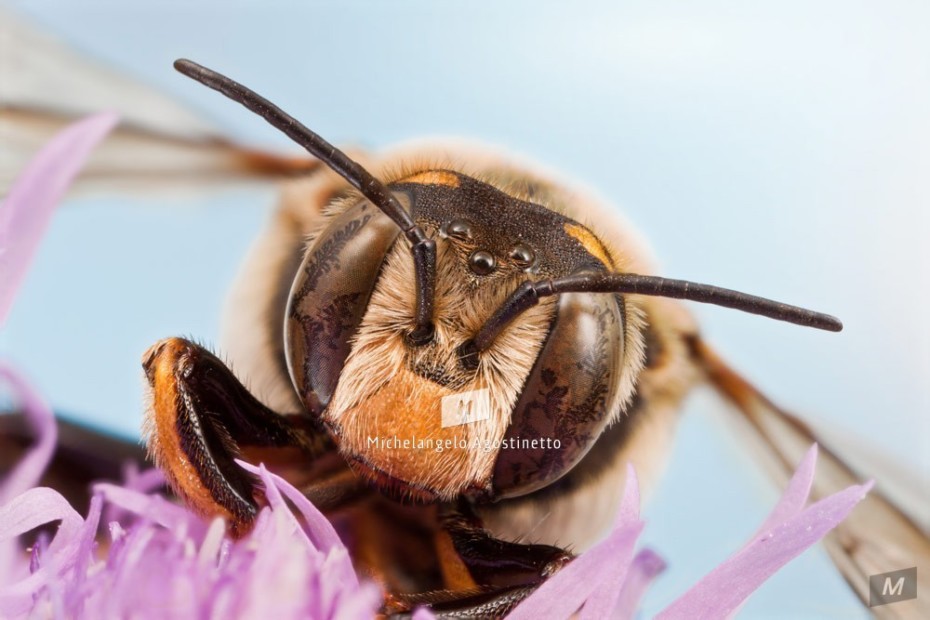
[63,495,103,612]
[507,522,643,620]
[237,459,344,554]
[509,466,643,620]
[578,524,642,620]
[0,487,84,615]
[613,548,667,619]
[0,487,82,546]
[248,463,323,559]
[752,444,817,537]
[239,460,363,599]
[614,463,640,527]
[102,465,166,526]
[656,480,873,619]
[0,571,51,617]
[120,465,166,494]
[579,465,643,619]
[0,111,118,325]
[0,364,57,504]
[92,482,199,531]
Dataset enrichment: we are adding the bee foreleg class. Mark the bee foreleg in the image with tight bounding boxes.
[439,504,573,589]
[384,504,572,617]
[385,584,537,619]
[141,337,329,535]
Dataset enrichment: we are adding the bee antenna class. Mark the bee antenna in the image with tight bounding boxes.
[459,272,842,369]
[173,58,436,345]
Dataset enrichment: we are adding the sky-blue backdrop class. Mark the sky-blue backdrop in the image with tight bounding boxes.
[3,2,928,617]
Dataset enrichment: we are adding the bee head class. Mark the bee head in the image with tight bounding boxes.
[286,169,635,502]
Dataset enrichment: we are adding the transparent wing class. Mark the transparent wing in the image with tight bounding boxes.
[0,8,319,195]
[695,340,929,619]
[804,418,930,533]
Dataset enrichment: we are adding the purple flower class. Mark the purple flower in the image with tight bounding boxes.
[0,365,381,620]
[0,116,872,619]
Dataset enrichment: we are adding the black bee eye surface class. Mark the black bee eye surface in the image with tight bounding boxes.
[445,219,473,241]
[469,250,497,275]
[509,243,535,269]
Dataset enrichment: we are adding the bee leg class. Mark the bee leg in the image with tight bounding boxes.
[438,504,573,588]
[384,585,537,618]
[384,504,572,617]
[141,337,331,535]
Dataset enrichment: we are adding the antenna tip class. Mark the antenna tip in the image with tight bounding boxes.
[819,314,843,332]
[173,58,201,77]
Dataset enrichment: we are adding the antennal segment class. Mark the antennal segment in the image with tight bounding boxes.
[173,59,436,344]
[458,272,842,370]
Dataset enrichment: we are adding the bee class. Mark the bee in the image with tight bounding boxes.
[136,60,925,617]
[2,12,927,617]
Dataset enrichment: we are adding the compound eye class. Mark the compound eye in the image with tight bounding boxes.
[509,243,535,269]
[445,219,473,241]
[469,250,497,276]
[489,292,625,499]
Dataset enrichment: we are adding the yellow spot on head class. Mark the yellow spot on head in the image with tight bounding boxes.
[399,170,461,187]
[564,223,614,268]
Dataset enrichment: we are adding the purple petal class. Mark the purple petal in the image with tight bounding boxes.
[237,459,344,554]
[614,548,667,619]
[120,465,166,494]
[102,465,166,526]
[508,522,644,620]
[0,364,57,504]
[578,526,642,620]
[509,466,643,620]
[248,462,326,567]
[0,571,51,617]
[0,111,118,325]
[656,480,873,619]
[579,465,644,619]
[0,487,84,615]
[752,444,817,538]
[63,495,102,614]
[0,487,82,545]
[92,482,200,532]
[251,464,301,528]
[614,463,641,527]
[239,460,362,598]
[197,517,228,568]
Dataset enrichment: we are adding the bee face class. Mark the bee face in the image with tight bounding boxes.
[285,170,638,501]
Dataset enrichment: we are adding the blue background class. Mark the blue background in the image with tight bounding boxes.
[3,1,928,617]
